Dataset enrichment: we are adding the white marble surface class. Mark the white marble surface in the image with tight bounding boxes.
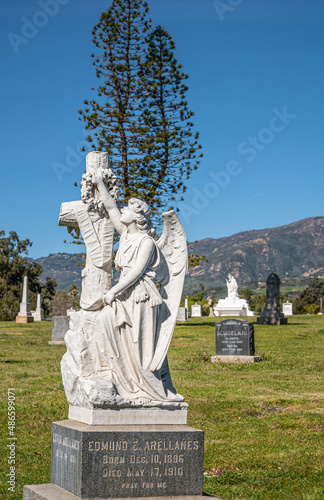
[214,274,254,317]
[18,276,32,315]
[177,307,188,321]
[34,293,44,321]
[191,303,202,317]
[16,276,34,322]
[60,152,188,416]
[283,301,293,316]
[69,405,188,425]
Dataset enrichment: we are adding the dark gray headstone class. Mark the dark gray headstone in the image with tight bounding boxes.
[52,316,70,341]
[51,420,204,499]
[215,319,255,356]
[257,273,288,325]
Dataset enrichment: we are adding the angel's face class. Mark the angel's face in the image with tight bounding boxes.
[120,205,136,225]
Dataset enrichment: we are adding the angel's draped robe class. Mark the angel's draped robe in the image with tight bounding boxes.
[94,232,183,403]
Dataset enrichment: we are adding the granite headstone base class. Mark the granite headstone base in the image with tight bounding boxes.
[24,420,204,500]
[23,486,222,500]
[256,316,287,325]
[211,355,262,364]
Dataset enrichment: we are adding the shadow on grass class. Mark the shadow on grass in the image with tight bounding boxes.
[1,359,23,364]
[177,321,216,328]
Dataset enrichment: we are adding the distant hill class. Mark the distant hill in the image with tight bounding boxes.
[37,253,83,291]
[185,216,324,296]
[36,217,324,295]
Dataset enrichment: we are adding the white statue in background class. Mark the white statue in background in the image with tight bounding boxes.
[214,272,254,317]
[226,274,238,299]
[60,152,188,412]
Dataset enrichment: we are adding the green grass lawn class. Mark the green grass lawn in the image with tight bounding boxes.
[0,316,323,500]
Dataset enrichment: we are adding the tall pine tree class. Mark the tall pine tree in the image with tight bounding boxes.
[79,0,151,202]
[138,25,202,217]
[78,0,202,226]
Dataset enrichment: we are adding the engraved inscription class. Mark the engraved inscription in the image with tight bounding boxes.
[87,439,199,487]
[216,320,254,356]
[89,441,128,451]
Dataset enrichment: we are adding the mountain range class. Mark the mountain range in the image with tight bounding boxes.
[36,216,324,296]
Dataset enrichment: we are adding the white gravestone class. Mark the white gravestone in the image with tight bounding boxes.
[191,302,202,317]
[177,306,188,321]
[283,301,293,316]
[213,274,254,317]
[185,296,189,316]
[16,276,34,323]
[34,294,44,322]
[59,152,188,425]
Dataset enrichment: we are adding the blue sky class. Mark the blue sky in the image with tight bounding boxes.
[1,0,323,258]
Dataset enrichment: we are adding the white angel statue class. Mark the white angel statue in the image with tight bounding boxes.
[226,274,238,299]
[87,168,188,405]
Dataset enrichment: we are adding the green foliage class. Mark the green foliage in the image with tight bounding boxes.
[293,277,324,314]
[68,284,79,310]
[238,288,290,315]
[238,288,253,305]
[78,0,202,225]
[137,25,202,218]
[31,276,57,317]
[237,288,266,314]
[182,292,210,316]
[0,231,56,320]
[304,303,319,314]
[249,293,266,314]
[188,241,208,268]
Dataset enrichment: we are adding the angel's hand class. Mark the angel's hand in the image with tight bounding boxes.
[135,292,149,303]
[103,289,116,306]
[91,168,104,186]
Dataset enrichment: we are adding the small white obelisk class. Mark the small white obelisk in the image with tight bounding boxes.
[16,276,34,323]
[185,297,189,316]
[34,293,44,322]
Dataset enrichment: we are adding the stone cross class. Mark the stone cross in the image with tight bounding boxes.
[16,276,34,323]
[59,152,115,311]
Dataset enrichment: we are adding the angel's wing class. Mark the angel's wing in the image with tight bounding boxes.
[150,210,188,372]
